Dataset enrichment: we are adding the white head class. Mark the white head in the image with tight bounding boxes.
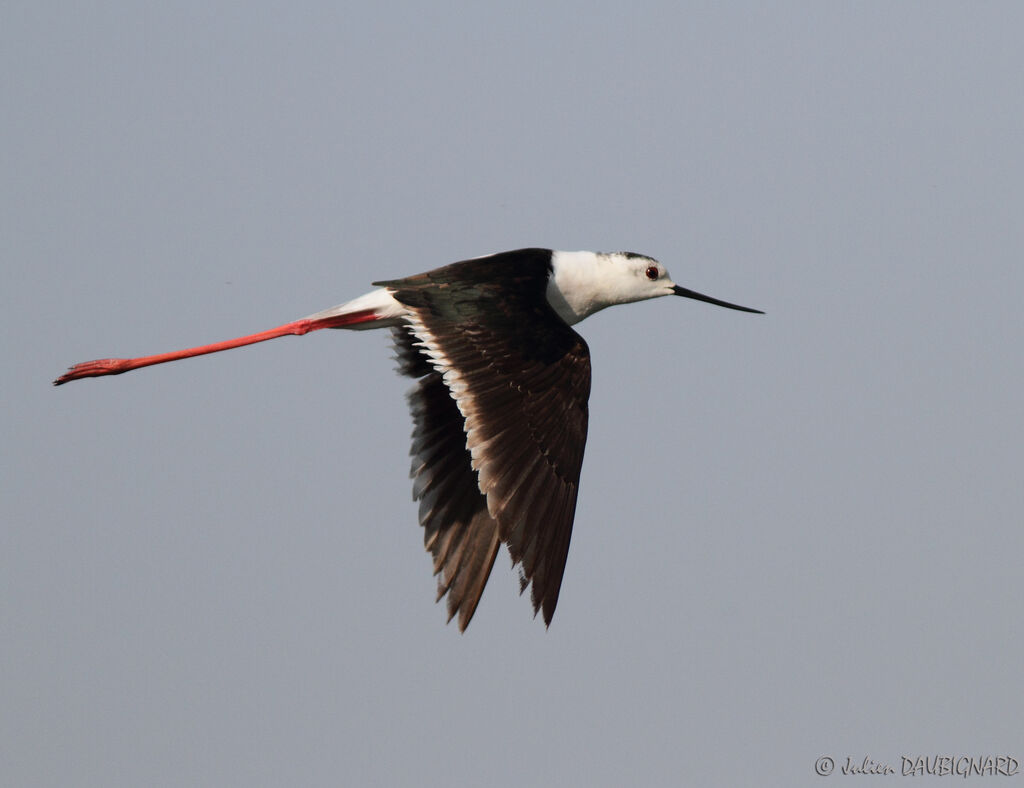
[547,250,762,325]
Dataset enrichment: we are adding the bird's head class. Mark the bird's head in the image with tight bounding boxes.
[548,250,763,324]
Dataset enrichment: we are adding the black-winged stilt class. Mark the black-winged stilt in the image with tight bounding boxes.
[55,248,762,629]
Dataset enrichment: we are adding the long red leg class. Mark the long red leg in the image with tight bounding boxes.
[53,309,379,385]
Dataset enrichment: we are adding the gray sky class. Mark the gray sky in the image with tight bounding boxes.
[4,2,1022,786]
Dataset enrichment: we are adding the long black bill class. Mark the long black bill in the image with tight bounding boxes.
[673,285,764,314]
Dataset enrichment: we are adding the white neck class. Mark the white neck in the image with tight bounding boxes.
[546,250,669,325]
[544,251,607,325]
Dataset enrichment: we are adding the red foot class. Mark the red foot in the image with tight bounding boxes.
[53,359,133,385]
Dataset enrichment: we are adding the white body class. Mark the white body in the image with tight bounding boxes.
[303,250,678,329]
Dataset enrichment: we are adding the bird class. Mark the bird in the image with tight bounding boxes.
[54,248,762,630]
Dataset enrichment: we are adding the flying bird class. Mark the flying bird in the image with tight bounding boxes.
[54,248,762,629]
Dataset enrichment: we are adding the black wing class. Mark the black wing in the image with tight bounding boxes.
[380,249,591,626]
[394,328,501,631]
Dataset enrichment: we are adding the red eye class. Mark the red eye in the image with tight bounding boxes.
[645,266,659,281]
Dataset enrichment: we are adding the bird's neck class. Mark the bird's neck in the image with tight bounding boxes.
[546,250,618,325]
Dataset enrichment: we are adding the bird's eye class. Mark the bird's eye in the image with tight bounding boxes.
[645,266,660,281]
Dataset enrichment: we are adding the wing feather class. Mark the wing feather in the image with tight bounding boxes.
[396,328,500,631]
[384,250,591,626]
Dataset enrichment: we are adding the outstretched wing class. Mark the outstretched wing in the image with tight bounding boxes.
[394,328,501,631]
[380,249,591,626]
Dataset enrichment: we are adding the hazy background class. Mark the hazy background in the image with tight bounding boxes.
[4,3,1022,785]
